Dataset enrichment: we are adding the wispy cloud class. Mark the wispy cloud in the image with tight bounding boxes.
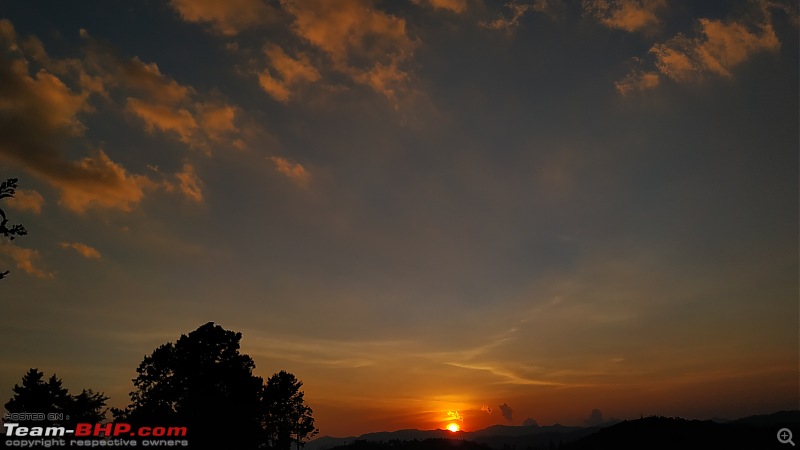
[615,66,660,95]
[269,156,311,187]
[168,0,276,36]
[126,98,198,143]
[415,0,469,14]
[59,241,101,259]
[482,1,555,31]
[583,0,667,33]
[247,335,413,369]
[651,17,779,82]
[446,410,463,422]
[617,4,781,93]
[5,189,45,214]
[259,44,321,102]
[199,103,238,142]
[0,18,254,213]
[0,241,53,278]
[0,21,152,212]
[279,0,418,102]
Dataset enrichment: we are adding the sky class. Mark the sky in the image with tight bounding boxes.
[0,0,798,437]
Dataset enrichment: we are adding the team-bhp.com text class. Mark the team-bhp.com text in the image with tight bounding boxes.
[3,423,189,447]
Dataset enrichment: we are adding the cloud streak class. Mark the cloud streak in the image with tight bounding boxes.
[651,17,779,82]
[60,242,101,259]
[259,44,321,102]
[168,0,276,36]
[617,4,782,93]
[0,241,53,278]
[269,156,310,187]
[583,0,667,33]
[279,0,417,101]
[446,410,463,422]
[416,0,469,14]
[5,189,44,214]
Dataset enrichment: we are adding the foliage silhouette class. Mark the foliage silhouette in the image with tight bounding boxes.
[115,322,317,450]
[4,368,108,427]
[264,370,319,450]
[0,178,28,280]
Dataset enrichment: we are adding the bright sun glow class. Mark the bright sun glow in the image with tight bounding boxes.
[447,423,460,432]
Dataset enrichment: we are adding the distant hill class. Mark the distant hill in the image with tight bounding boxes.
[562,411,800,450]
[308,411,799,450]
[319,438,490,450]
[307,422,606,450]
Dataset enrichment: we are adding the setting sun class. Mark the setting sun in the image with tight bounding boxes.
[446,423,460,433]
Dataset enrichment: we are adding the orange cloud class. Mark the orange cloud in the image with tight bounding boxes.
[615,69,660,95]
[0,23,154,213]
[0,50,89,135]
[583,0,666,33]
[446,410,463,422]
[118,57,191,104]
[353,62,409,102]
[200,103,238,141]
[266,44,321,84]
[415,0,468,14]
[616,7,782,93]
[52,151,153,213]
[83,44,243,151]
[694,18,780,76]
[0,241,53,278]
[482,1,554,31]
[269,156,310,186]
[280,0,416,99]
[258,73,291,102]
[126,98,198,143]
[174,163,204,202]
[259,44,321,102]
[59,241,101,259]
[6,189,45,214]
[651,18,779,82]
[0,18,15,45]
[169,0,275,35]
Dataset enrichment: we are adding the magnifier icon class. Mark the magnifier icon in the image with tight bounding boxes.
[778,428,795,446]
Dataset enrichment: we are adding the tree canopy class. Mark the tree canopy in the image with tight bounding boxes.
[4,368,107,426]
[264,371,318,450]
[116,322,317,449]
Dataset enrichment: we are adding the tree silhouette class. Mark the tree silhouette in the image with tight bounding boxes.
[263,371,319,450]
[66,389,110,424]
[115,322,269,449]
[0,178,28,280]
[4,368,107,427]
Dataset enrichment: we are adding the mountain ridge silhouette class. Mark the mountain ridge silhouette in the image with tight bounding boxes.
[307,410,799,450]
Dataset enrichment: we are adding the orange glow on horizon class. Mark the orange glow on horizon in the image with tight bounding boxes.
[447,423,460,432]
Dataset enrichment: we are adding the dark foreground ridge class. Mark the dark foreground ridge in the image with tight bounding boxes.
[316,410,799,450]
[561,410,799,450]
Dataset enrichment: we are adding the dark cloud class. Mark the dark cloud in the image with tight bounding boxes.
[584,409,621,426]
[584,409,605,426]
[498,403,513,422]
[522,418,538,427]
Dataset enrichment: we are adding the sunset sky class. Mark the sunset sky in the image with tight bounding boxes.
[0,0,798,437]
